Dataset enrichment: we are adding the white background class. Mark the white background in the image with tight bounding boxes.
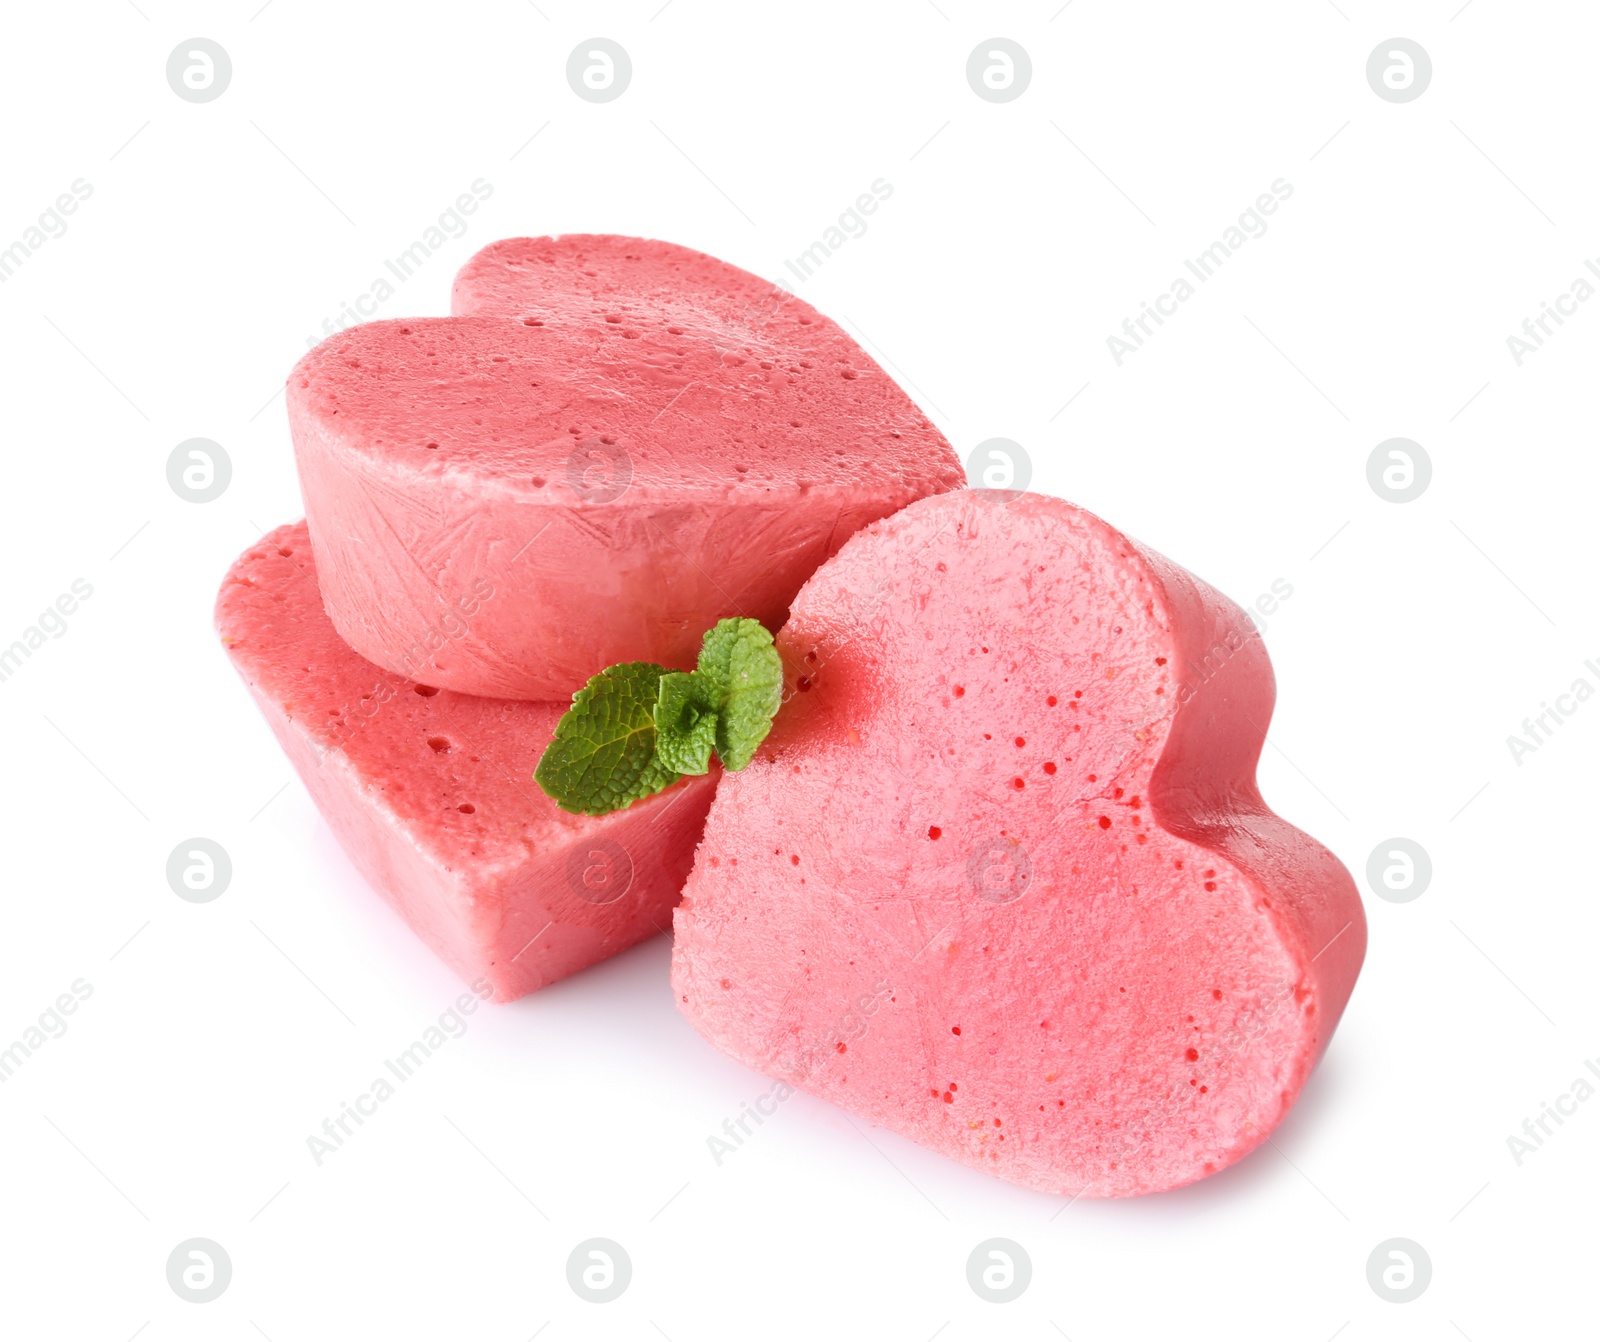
[0,2,1594,1338]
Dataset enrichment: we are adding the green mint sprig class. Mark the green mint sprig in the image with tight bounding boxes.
[534,618,783,815]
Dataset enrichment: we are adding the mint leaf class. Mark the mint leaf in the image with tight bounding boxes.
[533,618,784,817]
[697,617,783,771]
[653,670,719,776]
[533,661,681,815]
